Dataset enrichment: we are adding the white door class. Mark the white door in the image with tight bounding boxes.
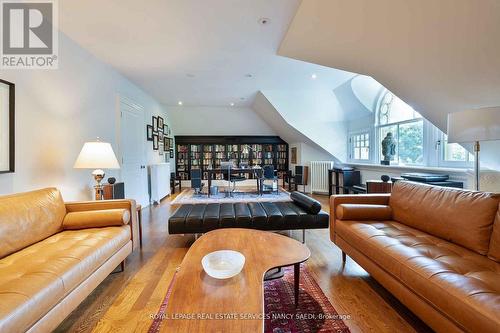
[120,98,148,206]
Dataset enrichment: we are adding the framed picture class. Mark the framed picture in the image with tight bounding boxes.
[152,116,158,132]
[146,125,153,141]
[164,136,169,150]
[158,131,164,145]
[159,143,164,155]
[153,134,159,150]
[164,124,168,134]
[158,117,164,130]
[168,138,174,148]
[0,79,15,173]
[169,149,174,158]
[291,147,297,164]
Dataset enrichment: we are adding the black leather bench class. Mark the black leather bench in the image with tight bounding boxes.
[168,192,329,241]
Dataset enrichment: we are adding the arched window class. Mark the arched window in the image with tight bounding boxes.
[377,91,424,165]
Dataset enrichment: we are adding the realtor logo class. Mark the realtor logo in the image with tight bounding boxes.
[1,0,58,69]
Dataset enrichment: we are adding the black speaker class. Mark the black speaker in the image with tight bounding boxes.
[294,166,308,185]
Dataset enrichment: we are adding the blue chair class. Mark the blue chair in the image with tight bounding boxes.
[262,165,279,194]
[190,169,204,196]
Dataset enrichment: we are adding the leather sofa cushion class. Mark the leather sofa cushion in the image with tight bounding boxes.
[488,205,500,262]
[390,181,499,255]
[63,209,130,230]
[336,204,392,221]
[0,188,66,259]
[0,226,130,333]
[290,191,321,214]
[336,219,500,333]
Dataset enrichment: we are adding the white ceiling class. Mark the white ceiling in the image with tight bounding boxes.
[59,0,354,107]
[278,0,500,131]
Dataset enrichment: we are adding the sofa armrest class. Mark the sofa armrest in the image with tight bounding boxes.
[336,204,392,221]
[65,199,138,251]
[329,194,391,242]
[63,209,130,230]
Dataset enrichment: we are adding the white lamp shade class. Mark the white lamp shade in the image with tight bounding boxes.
[74,141,120,169]
[447,107,500,143]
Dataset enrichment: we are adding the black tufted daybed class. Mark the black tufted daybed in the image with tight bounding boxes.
[168,192,329,242]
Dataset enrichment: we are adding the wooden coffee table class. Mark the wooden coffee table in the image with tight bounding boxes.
[162,228,310,332]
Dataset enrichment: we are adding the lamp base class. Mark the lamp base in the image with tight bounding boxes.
[92,169,105,200]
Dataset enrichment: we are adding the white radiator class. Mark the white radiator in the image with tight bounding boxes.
[310,161,334,194]
[149,163,171,204]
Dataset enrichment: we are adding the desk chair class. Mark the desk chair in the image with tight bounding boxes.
[221,162,245,196]
[262,165,279,195]
[190,169,204,196]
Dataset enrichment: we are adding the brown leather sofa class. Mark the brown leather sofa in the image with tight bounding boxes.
[0,188,138,333]
[330,181,500,333]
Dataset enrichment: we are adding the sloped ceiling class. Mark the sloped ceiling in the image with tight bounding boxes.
[278,0,500,131]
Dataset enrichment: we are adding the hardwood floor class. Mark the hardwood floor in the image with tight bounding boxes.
[55,193,432,333]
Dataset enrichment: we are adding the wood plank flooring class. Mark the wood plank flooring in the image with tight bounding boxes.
[55,193,432,333]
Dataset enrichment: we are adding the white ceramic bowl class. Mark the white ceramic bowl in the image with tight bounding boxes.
[201,250,245,279]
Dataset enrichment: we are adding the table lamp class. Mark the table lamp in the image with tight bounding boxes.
[447,107,500,190]
[74,140,120,200]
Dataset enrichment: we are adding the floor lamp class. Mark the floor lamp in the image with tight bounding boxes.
[447,107,500,191]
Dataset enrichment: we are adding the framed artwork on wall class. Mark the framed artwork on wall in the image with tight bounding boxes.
[146,125,153,141]
[164,124,168,134]
[291,147,297,164]
[152,116,158,132]
[158,132,164,146]
[168,138,173,148]
[153,134,159,150]
[0,79,15,173]
[164,136,169,150]
[158,116,164,130]
[159,143,164,155]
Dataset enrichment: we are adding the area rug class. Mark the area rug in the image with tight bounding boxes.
[171,188,292,205]
[149,265,351,333]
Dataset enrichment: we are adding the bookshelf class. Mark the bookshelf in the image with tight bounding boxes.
[175,136,288,180]
[176,144,189,180]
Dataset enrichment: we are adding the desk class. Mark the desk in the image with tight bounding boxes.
[207,168,259,197]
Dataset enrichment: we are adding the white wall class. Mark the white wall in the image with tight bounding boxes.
[165,105,276,136]
[0,33,171,201]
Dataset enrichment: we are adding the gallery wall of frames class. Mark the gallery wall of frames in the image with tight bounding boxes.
[146,116,174,159]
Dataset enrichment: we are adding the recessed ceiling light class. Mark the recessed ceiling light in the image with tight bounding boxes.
[230,102,235,106]
[311,74,317,79]
[258,18,271,25]
[245,74,253,78]
[178,101,183,106]
[186,73,195,78]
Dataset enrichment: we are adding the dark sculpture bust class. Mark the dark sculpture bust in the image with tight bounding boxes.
[381,132,396,165]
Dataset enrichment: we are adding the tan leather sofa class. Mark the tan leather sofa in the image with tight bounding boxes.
[0,188,138,333]
[330,181,500,333]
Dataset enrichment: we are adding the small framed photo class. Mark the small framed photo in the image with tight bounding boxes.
[158,131,164,144]
[169,149,174,158]
[164,136,169,150]
[164,124,168,134]
[152,116,158,132]
[159,143,164,155]
[153,134,159,150]
[169,138,174,148]
[158,117,164,130]
[146,125,153,141]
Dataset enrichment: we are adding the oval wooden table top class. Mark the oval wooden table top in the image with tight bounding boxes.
[161,228,311,332]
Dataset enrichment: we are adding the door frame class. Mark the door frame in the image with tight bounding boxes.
[116,94,147,205]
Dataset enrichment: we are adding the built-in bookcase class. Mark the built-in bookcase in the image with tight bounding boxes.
[175,136,289,180]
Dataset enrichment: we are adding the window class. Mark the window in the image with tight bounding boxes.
[349,132,370,161]
[377,92,424,165]
[440,135,474,165]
